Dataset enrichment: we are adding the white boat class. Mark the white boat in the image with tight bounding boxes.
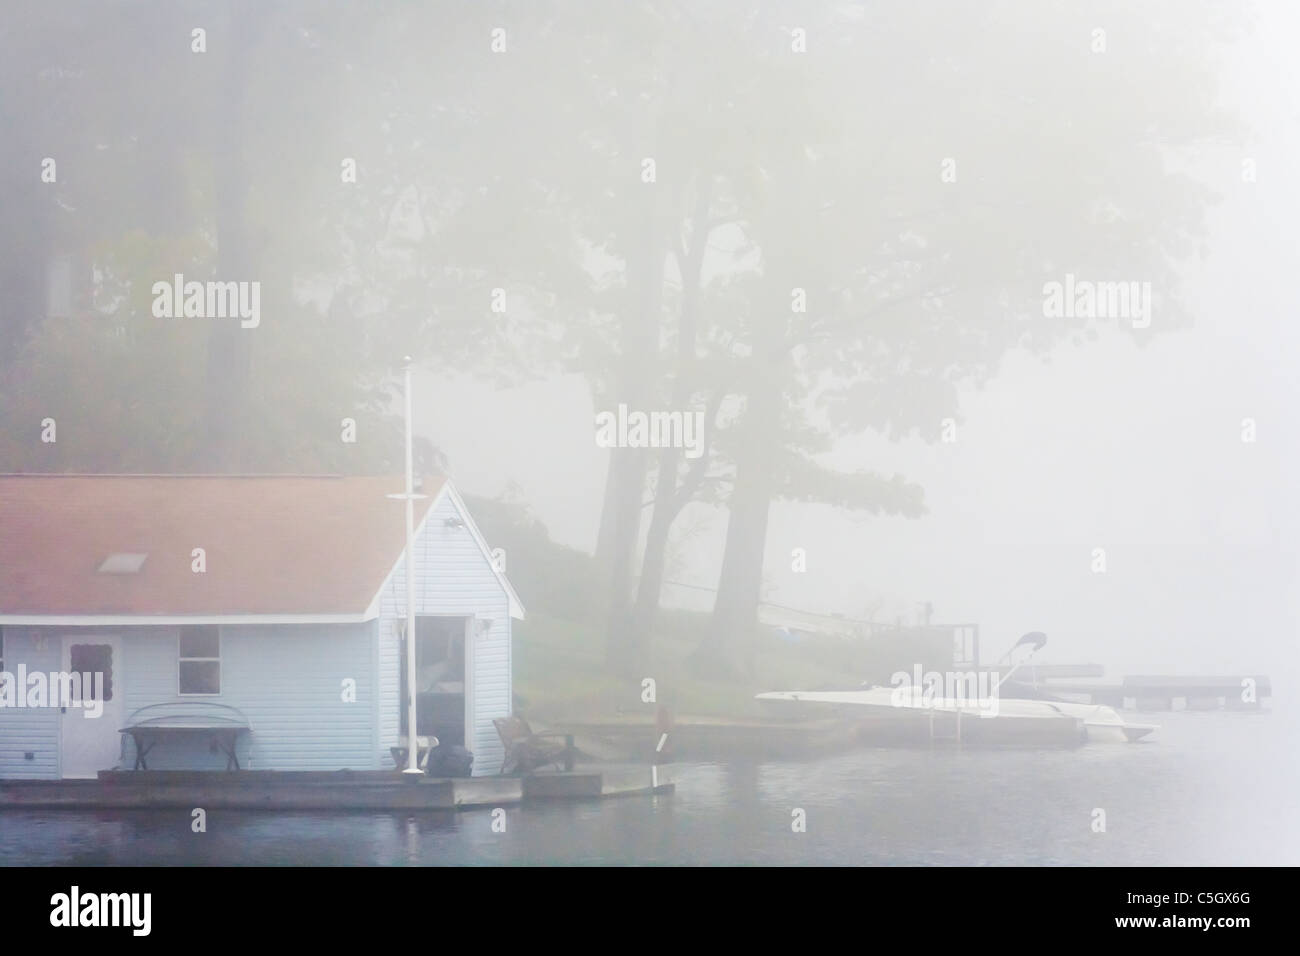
[756,632,1157,744]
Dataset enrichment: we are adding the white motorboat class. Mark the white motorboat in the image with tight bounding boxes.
[756,632,1157,743]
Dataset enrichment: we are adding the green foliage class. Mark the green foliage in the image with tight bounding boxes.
[462,492,600,624]
[0,2,1247,667]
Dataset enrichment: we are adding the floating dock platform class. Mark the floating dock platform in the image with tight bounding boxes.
[562,709,1086,757]
[0,764,676,812]
[1038,675,1271,711]
[558,715,863,761]
[848,711,1086,747]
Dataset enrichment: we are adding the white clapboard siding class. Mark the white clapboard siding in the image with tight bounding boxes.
[120,622,379,771]
[0,629,62,779]
[375,489,512,774]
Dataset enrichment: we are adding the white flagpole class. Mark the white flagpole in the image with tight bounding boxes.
[389,357,426,775]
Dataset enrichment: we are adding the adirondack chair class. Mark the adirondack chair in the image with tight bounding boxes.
[493,715,575,774]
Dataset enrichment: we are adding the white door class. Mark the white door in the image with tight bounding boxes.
[60,635,124,778]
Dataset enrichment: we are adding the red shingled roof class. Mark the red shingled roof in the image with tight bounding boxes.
[0,475,443,617]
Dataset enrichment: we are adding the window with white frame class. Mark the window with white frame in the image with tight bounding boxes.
[179,625,221,695]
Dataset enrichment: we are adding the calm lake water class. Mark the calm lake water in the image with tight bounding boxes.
[2,710,1296,865]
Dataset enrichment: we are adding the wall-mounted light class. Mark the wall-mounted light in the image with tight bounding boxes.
[476,618,493,637]
[444,516,465,529]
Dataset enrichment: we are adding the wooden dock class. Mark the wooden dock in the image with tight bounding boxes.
[557,715,862,761]
[561,709,1086,756]
[0,764,676,812]
[849,711,1086,748]
[1038,675,1271,710]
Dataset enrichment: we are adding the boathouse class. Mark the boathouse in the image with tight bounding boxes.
[0,474,523,779]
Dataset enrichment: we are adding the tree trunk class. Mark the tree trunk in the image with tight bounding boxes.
[202,1,259,472]
[593,453,623,566]
[705,426,777,677]
[0,94,52,371]
[601,441,651,671]
[704,310,784,676]
[628,176,712,651]
[599,191,665,674]
[629,463,681,646]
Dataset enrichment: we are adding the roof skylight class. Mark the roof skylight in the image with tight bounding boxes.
[97,552,148,574]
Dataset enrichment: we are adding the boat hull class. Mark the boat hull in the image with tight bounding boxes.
[1085,721,1157,743]
[755,691,1157,743]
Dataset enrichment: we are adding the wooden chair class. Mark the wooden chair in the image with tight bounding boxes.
[389,735,438,772]
[493,715,575,774]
